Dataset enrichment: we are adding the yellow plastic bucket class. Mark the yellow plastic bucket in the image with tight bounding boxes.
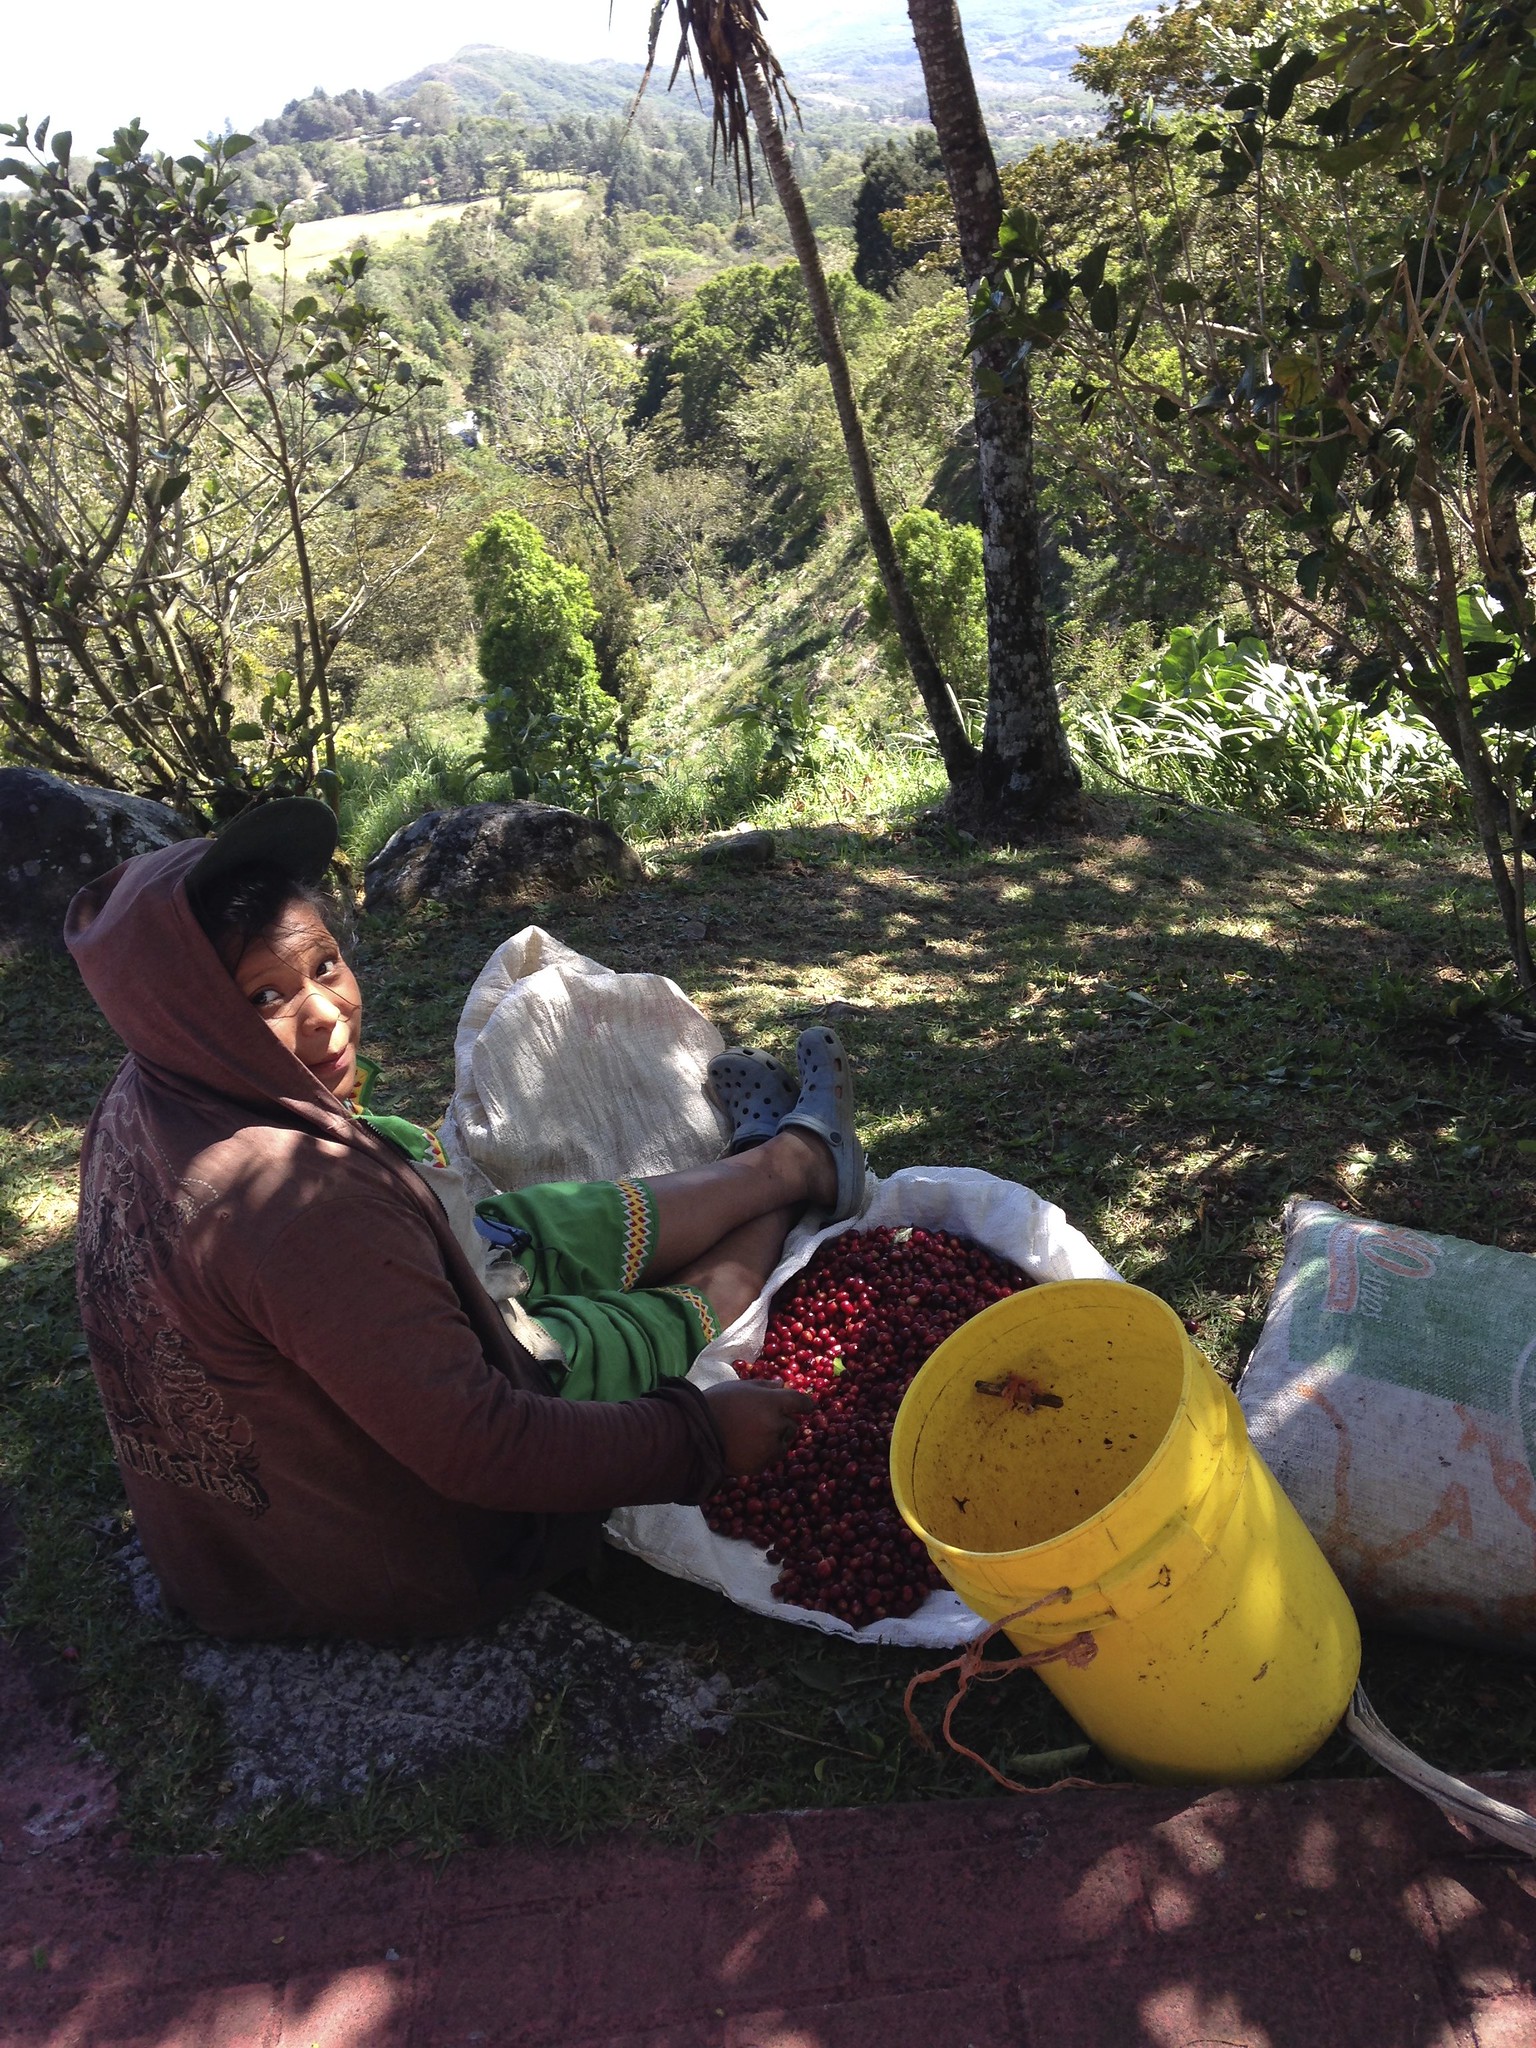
[888,1279,1360,1783]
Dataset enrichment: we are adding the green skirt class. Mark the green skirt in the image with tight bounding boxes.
[474,1178,720,1404]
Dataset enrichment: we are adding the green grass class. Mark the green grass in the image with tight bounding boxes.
[6,788,1536,1862]
[337,736,512,866]
[240,186,587,277]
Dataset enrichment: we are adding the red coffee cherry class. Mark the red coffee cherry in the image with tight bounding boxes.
[703,1226,1031,1624]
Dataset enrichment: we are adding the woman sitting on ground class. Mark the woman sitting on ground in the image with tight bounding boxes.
[66,800,864,1641]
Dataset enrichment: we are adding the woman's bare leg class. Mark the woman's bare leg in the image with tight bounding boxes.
[662,1204,802,1331]
[637,1129,834,1282]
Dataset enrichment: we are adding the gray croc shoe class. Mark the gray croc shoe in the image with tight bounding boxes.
[778,1026,868,1222]
[706,1048,799,1155]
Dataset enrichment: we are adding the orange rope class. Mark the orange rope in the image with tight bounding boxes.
[903,1589,1103,1795]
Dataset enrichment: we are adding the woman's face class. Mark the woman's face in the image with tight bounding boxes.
[230,901,363,1100]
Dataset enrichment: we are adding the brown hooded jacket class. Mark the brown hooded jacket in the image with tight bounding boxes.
[65,839,723,1639]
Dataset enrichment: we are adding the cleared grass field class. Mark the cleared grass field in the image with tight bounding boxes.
[242,185,585,275]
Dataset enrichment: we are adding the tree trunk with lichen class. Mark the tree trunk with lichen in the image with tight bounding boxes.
[738,55,978,788]
[906,0,1081,831]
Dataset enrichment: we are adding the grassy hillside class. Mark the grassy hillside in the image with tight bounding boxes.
[240,185,586,274]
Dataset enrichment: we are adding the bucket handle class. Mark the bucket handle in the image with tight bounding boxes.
[903,1589,1103,1795]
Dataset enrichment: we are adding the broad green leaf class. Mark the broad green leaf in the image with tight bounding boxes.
[1463,639,1513,677]
[1089,281,1119,333]
[1275,353,1322,404]
[1477,664,1536,731]
[1076,243,1110,296]
[997,206,1045,260]
[1310,436,1349,493]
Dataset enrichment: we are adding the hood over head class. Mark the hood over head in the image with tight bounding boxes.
[66,836,355,1126]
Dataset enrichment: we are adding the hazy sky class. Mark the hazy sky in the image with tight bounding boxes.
[7,0,904,154]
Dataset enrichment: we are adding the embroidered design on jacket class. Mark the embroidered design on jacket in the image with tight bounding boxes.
[77,1097,268,1518]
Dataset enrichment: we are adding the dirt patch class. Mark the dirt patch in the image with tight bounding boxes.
[0,1498,119,1861]
[182,1592,735,1812]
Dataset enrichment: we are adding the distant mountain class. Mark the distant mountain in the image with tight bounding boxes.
[785,0,1133,135]
[386,48,667,124]
[791,0,1133,90]
[387,1,1139,145]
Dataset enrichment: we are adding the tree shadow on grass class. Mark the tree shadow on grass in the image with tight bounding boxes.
[8,804,1536,1853]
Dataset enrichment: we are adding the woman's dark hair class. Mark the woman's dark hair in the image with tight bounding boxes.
[191,858,353,964]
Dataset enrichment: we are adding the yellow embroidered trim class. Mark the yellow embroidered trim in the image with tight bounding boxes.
[616,1178,654,1292]
[423,1126,449,1170]
[657,1285,720,1347]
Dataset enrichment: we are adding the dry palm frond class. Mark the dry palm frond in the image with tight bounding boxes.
[627,0,799,206]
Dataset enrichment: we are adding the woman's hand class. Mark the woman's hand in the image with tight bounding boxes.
[702,1380,815,1476]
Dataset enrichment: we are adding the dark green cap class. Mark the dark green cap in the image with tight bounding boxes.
[186,798,338,915]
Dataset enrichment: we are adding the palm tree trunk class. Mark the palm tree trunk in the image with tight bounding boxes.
[906,0,1081,828]
[737,54,978,786]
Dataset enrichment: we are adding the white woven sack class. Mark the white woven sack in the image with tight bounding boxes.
[441,927,731,1197]
[1239,1198,1536,1652]
[608,1167,1122,1649]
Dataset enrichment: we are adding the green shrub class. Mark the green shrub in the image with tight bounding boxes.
[866,510,987,731]
[465,515,611,740]
[720,672,815,797]
[1074,624,1463,828]
[465,511,642,819]
[751,724,946,833]
[620,717,948,846]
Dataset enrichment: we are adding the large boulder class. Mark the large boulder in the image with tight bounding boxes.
[363,801,644,915]
[698,827,777,870]
[0,767,196,950]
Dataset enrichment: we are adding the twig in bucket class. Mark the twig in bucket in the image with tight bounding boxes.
[974,1374,1063,1414]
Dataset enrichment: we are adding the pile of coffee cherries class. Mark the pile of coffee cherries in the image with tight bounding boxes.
[702,1224,1031,1626]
